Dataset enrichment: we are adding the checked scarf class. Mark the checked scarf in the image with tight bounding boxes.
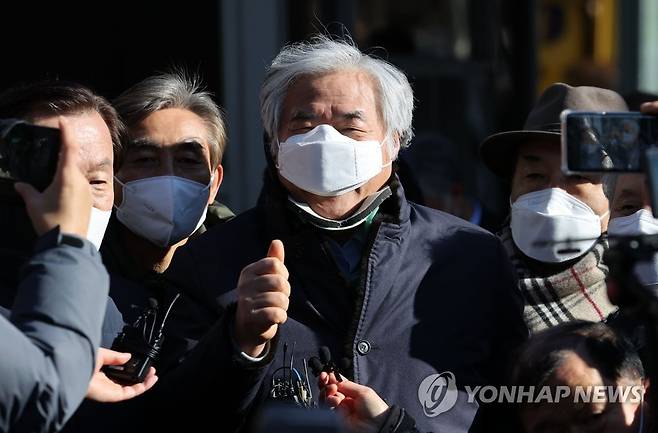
[499,225,617,333]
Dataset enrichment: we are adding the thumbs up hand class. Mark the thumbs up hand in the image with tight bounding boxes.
[234,240,291,357]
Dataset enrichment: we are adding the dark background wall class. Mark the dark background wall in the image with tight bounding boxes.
[0,2,222,101]
[0,0,647,228]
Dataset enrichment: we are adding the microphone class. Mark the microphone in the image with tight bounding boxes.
[319,346,331,365]
[309,346,344,382]
[309,357,324,377]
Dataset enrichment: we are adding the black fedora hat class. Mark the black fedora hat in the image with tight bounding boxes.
[480,82,628,178]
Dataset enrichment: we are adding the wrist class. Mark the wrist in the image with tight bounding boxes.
[58,220,88,238]
[241,343,267,358]
[233,319,267,357]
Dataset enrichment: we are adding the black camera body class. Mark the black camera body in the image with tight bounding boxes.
[103,295,179,385]
[103,324,162,384]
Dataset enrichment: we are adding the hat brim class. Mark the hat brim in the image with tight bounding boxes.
[480,130,560,179]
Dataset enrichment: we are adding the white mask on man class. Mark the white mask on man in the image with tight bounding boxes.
[608,208,658,285]
[114,175,212,248]
[510,188,608,263]
[277,124,390,197]
[86,207,112,250]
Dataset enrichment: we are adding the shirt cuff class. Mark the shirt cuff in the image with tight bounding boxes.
[33,226,88,253]
[239,341,270,362]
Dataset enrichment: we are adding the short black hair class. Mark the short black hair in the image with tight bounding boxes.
[511,321,644,389]
[0,80,123,164]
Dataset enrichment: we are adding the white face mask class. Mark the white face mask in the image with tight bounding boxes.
[608,209,658,285]
[608,209,658,236]
[114,175,212,248]
[510,188,607,263]
[277,124,390,197]
[86,207,112,250]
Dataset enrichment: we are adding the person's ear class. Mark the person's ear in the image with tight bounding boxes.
[387,133,401,162]
[208,165,223,205]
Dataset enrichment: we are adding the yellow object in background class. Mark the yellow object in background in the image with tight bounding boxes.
[537,0,618,94]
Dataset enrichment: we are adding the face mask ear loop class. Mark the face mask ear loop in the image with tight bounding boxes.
[113,176,128,211]
[638,389,644,433]
[381,134,396,169]
[113,176,126,188]
[274,136,282,170]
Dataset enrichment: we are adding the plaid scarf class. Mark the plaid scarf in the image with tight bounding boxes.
[499,225,617,333]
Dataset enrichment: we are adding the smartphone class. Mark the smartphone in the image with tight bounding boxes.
[645,147,658,219]
[0,119,60,191]
[561,110,658,173]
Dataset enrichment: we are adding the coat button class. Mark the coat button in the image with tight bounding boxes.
[356,340,371,355]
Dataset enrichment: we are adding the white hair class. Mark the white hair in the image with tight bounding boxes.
[260,35,414,158]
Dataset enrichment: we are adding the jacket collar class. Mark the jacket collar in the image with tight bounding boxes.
[258,156,411,236]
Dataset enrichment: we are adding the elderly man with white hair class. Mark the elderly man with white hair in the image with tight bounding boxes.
[160,35,527,433]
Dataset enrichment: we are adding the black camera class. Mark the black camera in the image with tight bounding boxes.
[0,118,60,192]
[103,294,179,385]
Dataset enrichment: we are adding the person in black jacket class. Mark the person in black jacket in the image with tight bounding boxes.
[155,35,527,433]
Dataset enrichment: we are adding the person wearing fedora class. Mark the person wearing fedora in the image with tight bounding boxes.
[480,82,628,333]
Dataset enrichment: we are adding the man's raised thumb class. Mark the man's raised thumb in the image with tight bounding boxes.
[267,239,285,263]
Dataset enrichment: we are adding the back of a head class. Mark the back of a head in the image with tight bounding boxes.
[113,68,226,169]
[260,34,415,158]
[0,80,122,155]
[511,321,644,390]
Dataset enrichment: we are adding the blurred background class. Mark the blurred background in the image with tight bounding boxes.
[1,0,657,231]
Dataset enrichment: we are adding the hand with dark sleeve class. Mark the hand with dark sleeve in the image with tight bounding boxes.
[142,299,278,433]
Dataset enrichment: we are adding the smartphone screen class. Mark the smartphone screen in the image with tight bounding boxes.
[561,111,658,173]
[0,121,60,191]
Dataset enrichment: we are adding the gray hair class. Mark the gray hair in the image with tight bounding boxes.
[113,69,226,169]
[260,35,414,158]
